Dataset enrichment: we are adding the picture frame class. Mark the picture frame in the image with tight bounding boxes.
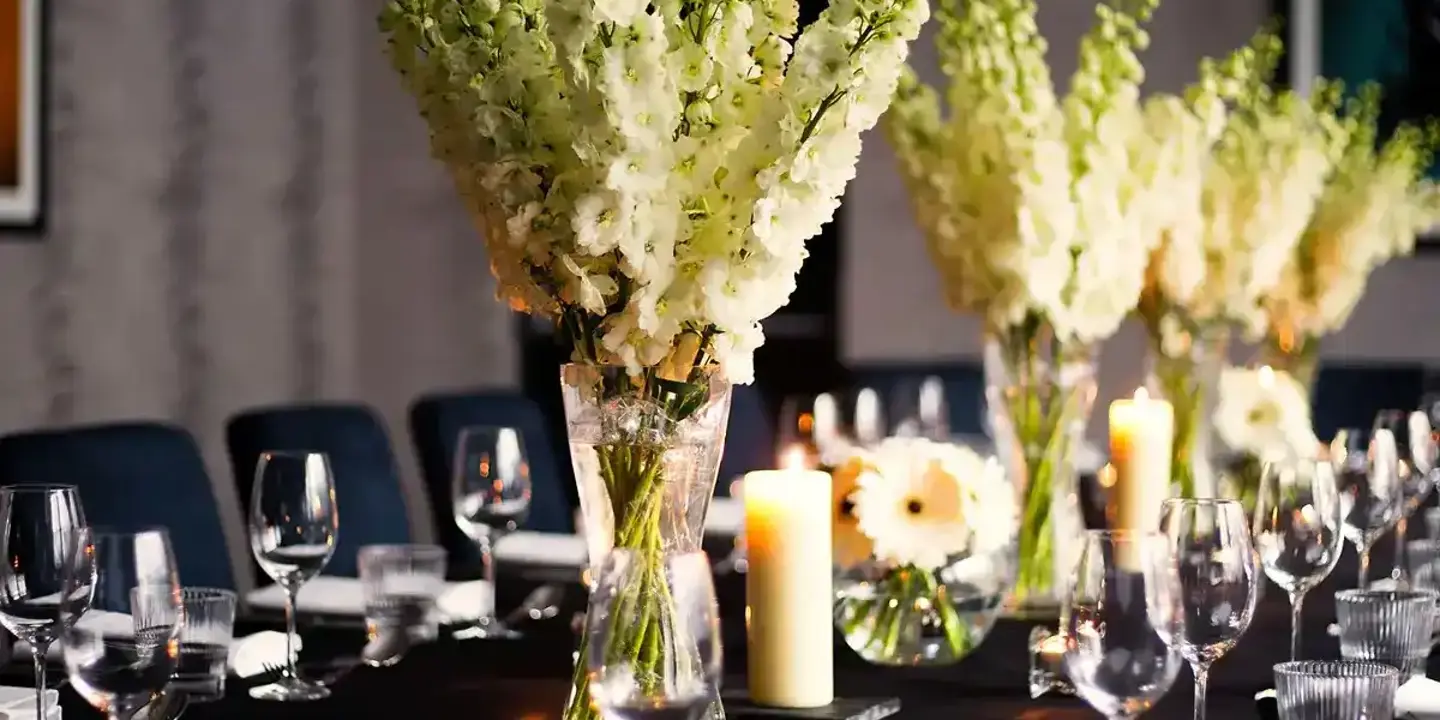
[1273,0,1440,244]
[0,0,42,231]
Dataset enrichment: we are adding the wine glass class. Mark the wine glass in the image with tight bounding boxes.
[1063,530,1185,720]
[0,485,88,720]
[452,425,531,640]
[890,376,950,440]
[1252,455,1343,659]
[60,528,184,720]
[586,549,721,720]
[1374,410,1435,585]
[851,387,885,448]
[1159,498,1259,720]
[1332,427,1402,587]
[777,392,842,465]
[247,451,338,701]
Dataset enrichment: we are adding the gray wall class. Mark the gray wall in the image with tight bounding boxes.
[842,0,1440,438]
[0,0,519,590]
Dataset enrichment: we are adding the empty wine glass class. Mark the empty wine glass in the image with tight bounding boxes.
[1374,410,1435,585]
[248,451,338,701]
[0,485,88,720]
[60,528,184,720]
[586,549,721,720]
[777,392,842,464]
[851,388,885,448]
[1332,427,1402,587]
[890,376,950,440]
[1252,456,1343,659]
[453,425,531,640]
[1160,498,1259,720]
[1063,530,1185,720]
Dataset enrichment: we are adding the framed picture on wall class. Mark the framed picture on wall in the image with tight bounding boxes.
[0,0,41,230]
[1273,0,1440,243]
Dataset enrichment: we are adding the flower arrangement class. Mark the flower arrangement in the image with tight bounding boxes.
[1261,87,1440,388]
[884,0,1203,603]
[1212,365,1319,510]
[832,437,1016,664]
[380,0,929,716]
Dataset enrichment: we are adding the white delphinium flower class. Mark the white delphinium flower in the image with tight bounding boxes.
[381,0,928,384]
[1213,365,1319,461]
[851,437,1014,570]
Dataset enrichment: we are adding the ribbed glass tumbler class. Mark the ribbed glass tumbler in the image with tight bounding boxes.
[1273,661,1399,720]
[1334,588,1437,679]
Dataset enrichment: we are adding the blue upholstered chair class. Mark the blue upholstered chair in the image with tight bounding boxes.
[226,403,411,577]
[1311,363,1426,442]
[848,362,987,437]
[0,422,237,589]
[716,383,773,495]
[408,390,573,573]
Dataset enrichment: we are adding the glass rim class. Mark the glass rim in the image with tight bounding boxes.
[88,525,169,540]
[0,483,80,494]
[1274,660,1401,679]
[358,543,447,561]
[179,587,238,602]
[258,449,329,461]
[1334,587,1439,603]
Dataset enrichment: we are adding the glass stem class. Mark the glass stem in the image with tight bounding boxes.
[1359,546,1371,589]
[284,584,301,681]
[31,639,47,720]
[479,533,498,624]
[1288,590,1305,660]
[1394,515,1410,582]
[1192,663,1208,720]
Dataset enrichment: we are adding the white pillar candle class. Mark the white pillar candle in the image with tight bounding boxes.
[1109,387,1175,537]
[744,450,833,708]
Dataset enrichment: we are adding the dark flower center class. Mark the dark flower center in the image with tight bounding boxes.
[906,498,924,515]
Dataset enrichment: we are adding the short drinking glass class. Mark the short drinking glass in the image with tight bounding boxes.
[1273,660,1399,720]
[359,544,447,650]
[171,588,238,702]
[248,451,338,701]
[1332,427,1402,587]
[586,550,722,720]
[453,425,530,640]
[1063,530,1185,720]
[60,528,185,720]
[1160,498,1259,720]
[1334,588,1436,679]
[1252,456,1343,659]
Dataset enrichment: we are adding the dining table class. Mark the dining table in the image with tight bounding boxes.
[11,543,1413,720]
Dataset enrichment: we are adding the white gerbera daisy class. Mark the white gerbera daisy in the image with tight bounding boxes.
[852,438,1013,570]
[1214,365,1320,460]
[830,454,876,570]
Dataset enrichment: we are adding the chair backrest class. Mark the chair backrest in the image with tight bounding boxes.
[226,403,411,577]
[0,422,237,589]
[408,390,573,569]
[715,383,773,495]
[1311,363,1426,441]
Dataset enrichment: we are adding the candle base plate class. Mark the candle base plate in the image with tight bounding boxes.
[722,693,901,719]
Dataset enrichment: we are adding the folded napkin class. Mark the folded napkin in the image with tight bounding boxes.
[493,531,588,567]
[228,631,299,679]
[704,498,743,537]
[0,686,60,720]
[246,577,496,622]
[1397,676,1440,719]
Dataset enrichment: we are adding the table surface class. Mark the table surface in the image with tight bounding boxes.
[28,549,1402,720]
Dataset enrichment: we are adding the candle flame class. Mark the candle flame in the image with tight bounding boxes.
[781,445,808,471]
[1259,365,1275,389]
[1133,387,1149,402]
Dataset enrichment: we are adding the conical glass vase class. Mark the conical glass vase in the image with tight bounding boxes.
[1145,326,1230,499]
[560,364,732,720]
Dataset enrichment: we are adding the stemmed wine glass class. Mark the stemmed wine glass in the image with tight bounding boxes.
[60,528,185,720]
[1159,498,1259,720]
[1374,410,1435,585]
[586,549,722,720]
[1332,427,1402,587]
[453,425,531,639]
[1063,530,1185,720]
[891,376,950,440]
[1252,455,1343,659]
[248,451,338,701]
[0,485,88,720]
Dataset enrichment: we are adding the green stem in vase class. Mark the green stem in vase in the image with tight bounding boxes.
[922,567,970,658]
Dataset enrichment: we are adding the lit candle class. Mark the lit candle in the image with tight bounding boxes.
[744,448,833,708]
[1109,388,1175,539]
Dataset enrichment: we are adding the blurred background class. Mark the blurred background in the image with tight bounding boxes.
[0,0,1435,588]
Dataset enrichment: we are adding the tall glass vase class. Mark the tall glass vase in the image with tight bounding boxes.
[560,364,732,720]
[1146,327,1230,499]
[983,324,1096,612]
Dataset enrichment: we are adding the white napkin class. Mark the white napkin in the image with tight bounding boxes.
[435,580,493,623]
[228,631,299,679]
[493,531,588,567]
[704,498,743,537]
[246,576,499,621]
[0,686,60,720]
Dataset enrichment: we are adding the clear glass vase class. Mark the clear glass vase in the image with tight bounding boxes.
[1145,326,1230,499]
[560,364,732,720]
[983,326,1096,612]
[834,542,1013,666]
